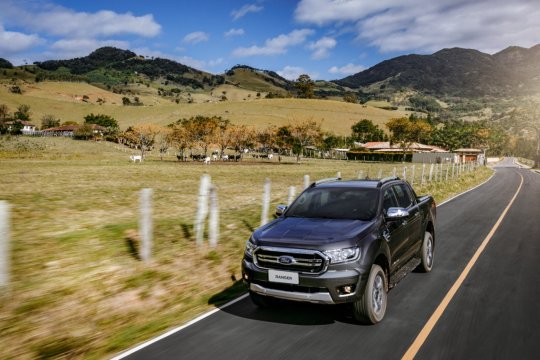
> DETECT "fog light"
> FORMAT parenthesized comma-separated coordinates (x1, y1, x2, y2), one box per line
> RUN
(337, 284, 356, 295)
(242, 272, 249, 281)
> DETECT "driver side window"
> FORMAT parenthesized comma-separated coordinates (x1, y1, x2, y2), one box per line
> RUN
(383, 188, 398, 215)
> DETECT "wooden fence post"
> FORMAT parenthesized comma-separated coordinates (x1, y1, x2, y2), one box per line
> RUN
(411, 165, 416, 185)
(421, 164, 426, 185)
(288, 186, 296, 206)
(140, 188, 153, 262)
(392, 167, 396, 177)
(336, 171, 341, 179)
(358, 170, 364, 179)
(261, 178, 271, 226)
(195, 174, 211, 246)
(0, 201, 10, 290)
(303, 174, 310, 189)
(377, 168, 382, 179)
(402, 166, 407, 181)
(429, 163, 434, 182)
(208, 185, 219, 248)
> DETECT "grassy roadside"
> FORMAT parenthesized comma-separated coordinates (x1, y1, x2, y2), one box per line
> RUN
(0, 137, 493, 359)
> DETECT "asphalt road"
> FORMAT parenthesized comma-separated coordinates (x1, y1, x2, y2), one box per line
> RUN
(121, 159, 539, 360)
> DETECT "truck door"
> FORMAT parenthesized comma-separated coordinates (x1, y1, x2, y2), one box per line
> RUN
(392, 183, 422, 261)
(382, 187, 409, 269)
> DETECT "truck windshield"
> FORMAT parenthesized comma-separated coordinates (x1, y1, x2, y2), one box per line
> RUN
(286, 187, 379, 221)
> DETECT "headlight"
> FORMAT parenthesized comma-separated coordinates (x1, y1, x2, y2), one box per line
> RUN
(324, 247, 360, 264)
(245, 238, 256, 257)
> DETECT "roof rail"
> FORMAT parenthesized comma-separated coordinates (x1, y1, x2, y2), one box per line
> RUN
(377, 176, 399, 187)
(309, 176, 342, 188)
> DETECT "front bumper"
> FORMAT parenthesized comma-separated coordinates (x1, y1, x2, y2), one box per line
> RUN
(242, 258, 369, 304)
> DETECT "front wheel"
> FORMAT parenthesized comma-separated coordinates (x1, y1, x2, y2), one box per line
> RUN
(418, 231, 434, 273)
(353, 264, 387, 324)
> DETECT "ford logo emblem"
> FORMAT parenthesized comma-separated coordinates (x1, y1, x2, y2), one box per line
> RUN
(278, 256, 295, 265)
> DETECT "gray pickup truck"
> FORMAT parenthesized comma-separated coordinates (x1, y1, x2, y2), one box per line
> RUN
(242, 176, 436, 324)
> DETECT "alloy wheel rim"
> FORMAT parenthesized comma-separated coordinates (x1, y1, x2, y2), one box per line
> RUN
(372, 274, 384, 314)
(426, 235, 433, 267)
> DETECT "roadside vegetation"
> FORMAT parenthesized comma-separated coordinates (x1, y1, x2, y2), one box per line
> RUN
(0, 136, 493, 359)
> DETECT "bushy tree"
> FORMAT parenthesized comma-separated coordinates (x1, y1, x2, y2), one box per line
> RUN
(41, 114, 60, 130)
(289, 118, 323, 163)
(351, 119, 386, 143)
(295, 74, 314, 99)
(84, 113, 119, 133)
(14, 104, 31, 121)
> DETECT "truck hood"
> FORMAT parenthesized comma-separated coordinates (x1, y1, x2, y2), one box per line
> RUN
(253, 217, 374, 250)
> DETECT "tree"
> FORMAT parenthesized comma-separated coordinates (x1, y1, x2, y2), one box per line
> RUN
(123, 124, 162, 159)
(257, 126, 277, 153)
(343, 93, 357, 103)
(274, 125, 293, 162)
(41, 114, 60, 130)
(290, 118, 323, 163)
(229, 125, 256, 159)
(14, 104, 31, 121)
(295, 74, 314, 99)
(84, 113, 119, 133)
(215, 118, 233, 157)
(351, 119, 386, 143)
(167, 123, 191, 161)
(0, 104, 9, 122)
(156, 127, 171, 160)
(73, 123, 94, 140)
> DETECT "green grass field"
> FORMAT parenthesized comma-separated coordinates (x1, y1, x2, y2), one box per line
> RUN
(0, 136, 492, 359)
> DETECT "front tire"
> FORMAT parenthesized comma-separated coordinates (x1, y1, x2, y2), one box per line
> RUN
(353, 264, 387, 324)
(418, 231, 434, 273)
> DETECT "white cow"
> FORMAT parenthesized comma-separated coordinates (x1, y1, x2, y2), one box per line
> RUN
(268, 154, 274, 159)
(130, 155, 142, 162)
(212, 154, 218, 161)
(221, 155, 229, 161)
(204, 156, 211, 165)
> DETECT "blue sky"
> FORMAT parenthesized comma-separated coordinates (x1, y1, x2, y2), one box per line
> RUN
(2, 0, 540, 80)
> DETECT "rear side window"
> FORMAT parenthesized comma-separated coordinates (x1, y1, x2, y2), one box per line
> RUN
(393, 184, 414, 208)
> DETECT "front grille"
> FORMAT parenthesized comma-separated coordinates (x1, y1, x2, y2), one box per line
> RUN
(254, 247, 328, 274)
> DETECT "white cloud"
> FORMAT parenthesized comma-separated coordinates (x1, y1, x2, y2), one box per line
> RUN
(231, 4, 263, 21)
(225, 28, 245, 37)
(329, 63, 365, 76)
(47, 39, 130, 59)
(233, 29, 314, 57)
(295, 0, 540, 54)
(0, 25, 43, 54)
(183, 31, 210, 44)
(277, 66, 319, 81)
(308, 36, 336, 59)
(1, 3, 161, 38)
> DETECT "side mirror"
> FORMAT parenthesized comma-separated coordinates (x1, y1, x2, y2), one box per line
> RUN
(386, 207, 410, 220)
(275, 204, 288, 216)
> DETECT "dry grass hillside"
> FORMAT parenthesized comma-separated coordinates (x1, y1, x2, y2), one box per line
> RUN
(0, 81, 412, 134)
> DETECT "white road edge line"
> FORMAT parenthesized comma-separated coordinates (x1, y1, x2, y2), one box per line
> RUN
(438, 172, 495, 207)
(110, 293, 249, 360)
(111, 168, 498, 359)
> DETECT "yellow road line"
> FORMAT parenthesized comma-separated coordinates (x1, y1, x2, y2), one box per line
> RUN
(402, 171, 524, 360)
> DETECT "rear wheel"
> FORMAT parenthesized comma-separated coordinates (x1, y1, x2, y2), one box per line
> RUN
(353, 264, 387, 324)
(249, 290, 278, 308)
(418, 231, 434, 273)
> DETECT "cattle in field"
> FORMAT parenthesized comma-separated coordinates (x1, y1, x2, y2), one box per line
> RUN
(204, 156, 211, 165)
(230, 154, 241, 161)
(221, 155, 229, 161)
(130, 155, 142, 162)
(212, 154, 218, 161)
(190, 154, 205, 161)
